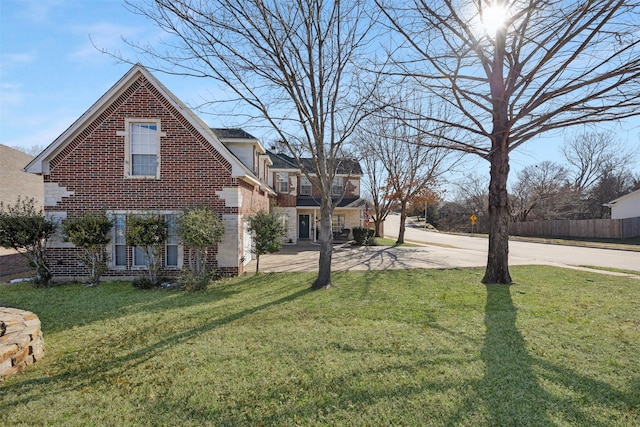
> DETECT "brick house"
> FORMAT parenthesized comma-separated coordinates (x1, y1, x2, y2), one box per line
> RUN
(266, 151, 367, 243)
(24, 64, 273, 279)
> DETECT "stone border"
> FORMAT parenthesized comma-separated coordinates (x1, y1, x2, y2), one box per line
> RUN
(0, 307, 45, 379)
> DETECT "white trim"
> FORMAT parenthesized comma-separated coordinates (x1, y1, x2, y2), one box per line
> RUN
(118, 118, 165, 179)
(24, 64, 264, 191)
(106, 210, 184, 270)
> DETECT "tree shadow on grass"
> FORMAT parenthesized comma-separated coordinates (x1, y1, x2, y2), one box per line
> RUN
(0, 284, 314, 410)
(447, 285, 638, 426)
(476, 284, 553, 425)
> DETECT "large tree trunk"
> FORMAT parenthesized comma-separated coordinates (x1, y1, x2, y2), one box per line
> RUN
(396, 202, 407, 244)
(374, 219, 382, 238)
(482, 26, 512, 285)
(312, 198, 333, 289)
(482, 145, 512, 284)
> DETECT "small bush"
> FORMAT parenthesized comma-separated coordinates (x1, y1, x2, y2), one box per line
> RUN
(178, 270, 220, 291)
(63, 213, 113, 286)
(132, 276, 158, 290)
(0, 197, 56, 287)
(353, 227, 375, 245)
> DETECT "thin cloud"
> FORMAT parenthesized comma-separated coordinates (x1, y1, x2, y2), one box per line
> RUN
(8, 0, 67, 23)
(68, 22, 148, 62)
(0, 82, 28, 109)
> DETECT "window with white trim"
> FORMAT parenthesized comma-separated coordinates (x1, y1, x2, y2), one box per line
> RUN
(332, 177, 344, 196)
(121, 119, 163, 179)
(300, 177, 312, 196)
(276, 172, 289, 193)
(133, 246, 148, 267)
(165, 214, 179, 268)
(110, 211, 182, 269)
(114, 214, 127, 267)
(332, 214, 345, 233)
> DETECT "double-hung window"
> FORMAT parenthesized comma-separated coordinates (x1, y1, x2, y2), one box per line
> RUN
(121, 119, 163, 178)
(300, 177, 312, 196)
(276, 172, 289, 193)
(110, 211, 181, 269)
(332, 214, 345, 233)
(165, 214, 179, 268)
(332, 177, 344, 196)
(114, 214, 127, 267)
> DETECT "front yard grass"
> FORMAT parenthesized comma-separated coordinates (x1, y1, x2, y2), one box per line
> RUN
(1, 267, 639, 426)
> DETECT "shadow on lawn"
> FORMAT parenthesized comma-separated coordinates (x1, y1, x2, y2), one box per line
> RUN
(0, 283, 313, 410)
(448, 285, 637, 426)
(477, 285, 552, 425)
(234, 284, 638, 426)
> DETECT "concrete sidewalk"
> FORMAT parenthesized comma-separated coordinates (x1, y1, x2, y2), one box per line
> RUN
(251, 240, 490, 273)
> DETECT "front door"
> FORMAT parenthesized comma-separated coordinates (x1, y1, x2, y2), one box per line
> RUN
(298, 214, 310, 239)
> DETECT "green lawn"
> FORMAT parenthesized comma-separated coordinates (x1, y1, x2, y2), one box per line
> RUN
(1, 267, 639, 426)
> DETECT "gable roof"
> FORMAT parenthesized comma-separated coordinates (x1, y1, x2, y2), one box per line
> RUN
(266, 150, 363, 175)
(24, 64, 263, 188)
(604, 188, 640, 207)
(211, 128, 257, 140)
(266, 150, 300, 170)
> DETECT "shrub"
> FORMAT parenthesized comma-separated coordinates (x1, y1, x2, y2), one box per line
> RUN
(63, 213, 113, 286)
(178, 207, 224, 284)
(178, 270, 217, 291)
(0, 197, 56, 287)
(247, 210, 286, 273)
(132, 276, 158, 290)
(125, 214, 167, 286)
(353, 227, 375, 246)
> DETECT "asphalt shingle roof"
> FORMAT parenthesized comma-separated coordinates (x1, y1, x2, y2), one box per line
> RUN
(266, 150, 362, 175)
(210, 128, 258, 140)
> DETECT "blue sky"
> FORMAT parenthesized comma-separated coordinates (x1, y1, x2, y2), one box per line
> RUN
(1, 0, 638, 182)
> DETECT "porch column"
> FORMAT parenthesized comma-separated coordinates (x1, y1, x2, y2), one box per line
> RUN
(313, 209, 317, 243)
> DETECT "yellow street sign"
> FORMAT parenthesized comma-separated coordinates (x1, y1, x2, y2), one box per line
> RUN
(470, 214, 477, 225)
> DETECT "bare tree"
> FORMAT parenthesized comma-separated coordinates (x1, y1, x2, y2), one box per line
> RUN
(510, 161, 570, 221)
(120, 0, 381, 288)
(366, 111, 452, 244)
(448, 172, 489, 232)
(562, 131, 639, 192)
(588, 168, 636, 218)
(355, 134, 393, 238)
(10, 145, 46, 157)
(377, 0, 640, 283)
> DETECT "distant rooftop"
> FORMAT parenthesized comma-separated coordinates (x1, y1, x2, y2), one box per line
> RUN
(210, 128, 258, 140)
(266, 150, 362, 175)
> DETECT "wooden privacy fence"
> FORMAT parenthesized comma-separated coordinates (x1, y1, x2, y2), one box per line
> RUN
(509, 217, 640, 239)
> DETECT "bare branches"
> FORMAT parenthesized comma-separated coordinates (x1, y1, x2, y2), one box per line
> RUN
(377, 0, 640, 152)
(113, 0, 383, 287)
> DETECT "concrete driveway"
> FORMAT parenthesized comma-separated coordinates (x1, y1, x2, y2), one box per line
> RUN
(254, 241, 489, 273)
(254, 213, 640, 277)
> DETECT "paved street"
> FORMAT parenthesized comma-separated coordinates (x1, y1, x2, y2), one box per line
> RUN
(256, 213, 640, 276)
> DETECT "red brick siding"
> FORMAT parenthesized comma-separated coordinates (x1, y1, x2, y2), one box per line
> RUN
(44, 74, 268, 278)
(276, 193, 298, 207)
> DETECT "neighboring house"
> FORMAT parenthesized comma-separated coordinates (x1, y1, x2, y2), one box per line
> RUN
(604, 188, 640, 219)
(0, 145, 44, 277)
(266, 151, 367, 243)
(24, 64, 273, 279)
(0, 144, 43, 209)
